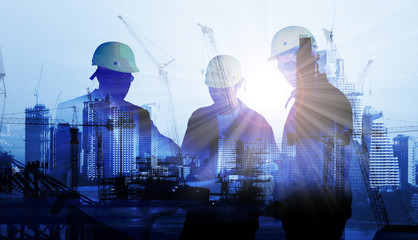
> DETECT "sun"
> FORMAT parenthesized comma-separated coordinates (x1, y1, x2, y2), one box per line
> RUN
(239, 62, 292, 113)
(237, 61, 293, 144)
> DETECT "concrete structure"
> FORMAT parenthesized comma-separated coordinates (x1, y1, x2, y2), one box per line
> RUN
(393, 134, 416, 188)
(217, 137, 237, 175)
(140, 103, 159, 160)
(49, 123, 71, 184)
(25, 104, 50, 171)
(83, 98, 136, 180)
(242, 139, 272, 177)
(363, 106, 399, 189)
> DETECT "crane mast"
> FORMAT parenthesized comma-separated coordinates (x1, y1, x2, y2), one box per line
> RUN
(352, 137, 390, 229)
(198, 23, 219, 59)
(356, 60, 374, 95)
(0, 46, 6, 133)
(197, 23, 237, 114)
(351, 123, 418, 229)
(118, 16, 184, 181)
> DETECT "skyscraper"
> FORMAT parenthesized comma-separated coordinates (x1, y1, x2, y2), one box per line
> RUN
(49, 123, 71, 184)
(140, 103, 159, 160)
(83, 98, 136, 180)
(242, 139, 272, 177)
(217, 137, 237, 175)
(393, 134, 416, 189)
(362, 106, 399, 189)
(25, 104, 50, 171)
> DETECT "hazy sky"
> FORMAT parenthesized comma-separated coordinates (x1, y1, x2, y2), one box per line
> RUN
(1, 0, 418, 160)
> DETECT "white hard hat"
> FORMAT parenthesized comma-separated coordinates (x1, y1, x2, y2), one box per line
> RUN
(268, 26, 317, 61)
(92, 42, 139, 73)
(205, 55, 242, 88)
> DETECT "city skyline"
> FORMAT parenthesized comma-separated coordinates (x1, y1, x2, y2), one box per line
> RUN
(1, 1, 418, 164)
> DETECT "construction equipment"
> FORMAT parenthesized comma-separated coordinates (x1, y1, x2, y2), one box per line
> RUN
(323, 7, 339, 67)
(0, 146, 95, 205)
(198, 24, 239, 89)
(352, 137, 390, 229)
(0, 46, 6, 133)
(118, 15, 184, 181)
(352, 122, 418, 230)
(205, 55, 243, 89)
(197, 24, 242, 114)
(0, 115, 112, 129)
(198, 23, 217, 57)
(50, 91, 62, 119)
(356, 59, 374, 95)
(85, 89, 107, 201)
(0, 105, 113, 190)
(34, 64, 44, 106)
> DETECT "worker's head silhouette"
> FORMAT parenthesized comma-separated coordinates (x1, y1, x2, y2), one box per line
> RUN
(89, 42, 139, 101)
(205, 55, 243, 110)
(269, 26, 317, 87)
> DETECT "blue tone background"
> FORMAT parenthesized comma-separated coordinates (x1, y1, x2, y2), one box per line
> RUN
(0, 0, 417, 184)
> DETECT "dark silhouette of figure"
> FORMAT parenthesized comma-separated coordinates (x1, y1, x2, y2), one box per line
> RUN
(56, 42, 178, 165)
(181, 55, 278, 182)
(179, 55, 278, 240)
(269, 26, 353, 240)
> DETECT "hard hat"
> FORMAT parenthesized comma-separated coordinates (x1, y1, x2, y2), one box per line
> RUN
(92, 42, 139, 73)
(205, 55, 242, 88)
(268, 26, 317, 61)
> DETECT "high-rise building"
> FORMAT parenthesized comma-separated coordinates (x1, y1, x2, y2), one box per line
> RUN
(328, 58, 362, 141)
(280, 142, 295, 185)
(49, 123, 82, 185)
(216, 137, 273, 178)
(393, 134, 416, 188)
(217, 137, 237, 175)
(324, 51, 366, 194)
(362, 106, 399, 189)
(140, 103, 159, 160)
(242, 139, 272, 177)
(83, 98, 136, 180)
(25, 104, 50, 170)
(49, 123, 71, 184)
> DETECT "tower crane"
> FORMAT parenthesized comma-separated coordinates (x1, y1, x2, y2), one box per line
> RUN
(352, 123, 418, 230)
(34, 63, 44, 106)
(50, 91, 62, 119)
(322, 7, 341, 85)
(356, 59, 374, 95)
(197, 23, 236, 110)
(118, 16, 184, 181)
(197, 23, 270, 197)
(0, 46, 7, 133)
(323, 27, 339, 65)
(198, 23, 219, 60)
(352, 136, 390, 229)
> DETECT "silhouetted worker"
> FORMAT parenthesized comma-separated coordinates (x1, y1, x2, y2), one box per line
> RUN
(179, 55, 278, 240)
(56, 42, 178, 180)
(269, 26, 353, 240)
(181, 55, 278, 184)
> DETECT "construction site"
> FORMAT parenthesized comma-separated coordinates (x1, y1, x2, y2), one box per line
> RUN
(1, 1, 418, 239)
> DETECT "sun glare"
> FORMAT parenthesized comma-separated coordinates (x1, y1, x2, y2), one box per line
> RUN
(240, 64, 292, 114)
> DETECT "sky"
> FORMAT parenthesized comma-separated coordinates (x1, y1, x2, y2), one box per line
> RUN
(1, 0, 418, 161)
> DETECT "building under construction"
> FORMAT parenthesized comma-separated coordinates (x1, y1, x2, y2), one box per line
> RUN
(362, 106, 400, 189)
(25, 104, 50, 170)
(83, 97, 136, 180)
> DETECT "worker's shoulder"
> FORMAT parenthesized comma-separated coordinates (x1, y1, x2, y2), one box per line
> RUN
(136, 105, 151, 116)
(57, 94, 89, 108)
(239, 102, 269, 122)
(189, 104, 218, 119)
